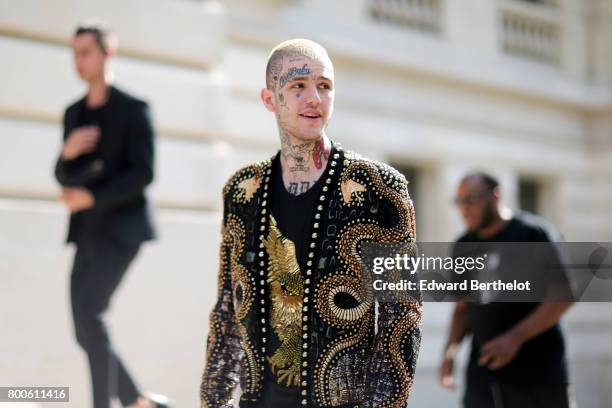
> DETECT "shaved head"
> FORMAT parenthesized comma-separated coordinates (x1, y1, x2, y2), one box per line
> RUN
(460, 172, 500, 193)
(265, 38, 333, 90)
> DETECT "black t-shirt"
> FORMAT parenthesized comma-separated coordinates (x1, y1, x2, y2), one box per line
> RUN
(79, 102, 107, 128)
(250, 155, 329, 408)
(73, 102, 108, 179)
(77, 102, 107, 157)
(71, 102, 109, 241)
(271, 160, 325, 270)
(457, 213, 569, 385)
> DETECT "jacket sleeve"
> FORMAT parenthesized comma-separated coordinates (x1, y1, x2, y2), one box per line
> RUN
(90, 100, 155, 210)
(362, 176, 422, 408)
(200, 190, 244, 408)
(54, 108, 76, 186)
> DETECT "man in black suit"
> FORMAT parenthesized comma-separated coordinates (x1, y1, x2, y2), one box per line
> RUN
(54, 23, 167, 408)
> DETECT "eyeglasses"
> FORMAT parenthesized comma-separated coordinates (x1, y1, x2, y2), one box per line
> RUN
(453, 191, 491, 206)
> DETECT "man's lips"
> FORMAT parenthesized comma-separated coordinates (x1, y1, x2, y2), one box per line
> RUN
(299, 112, 322, 119)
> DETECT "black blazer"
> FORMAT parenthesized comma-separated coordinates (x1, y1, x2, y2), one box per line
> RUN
(55, 86, 157, 247)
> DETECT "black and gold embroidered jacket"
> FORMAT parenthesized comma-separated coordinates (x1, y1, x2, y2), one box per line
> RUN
(200, 142, 422, 408)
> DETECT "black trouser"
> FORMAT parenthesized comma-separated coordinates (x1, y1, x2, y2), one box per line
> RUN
(464, 372, 575, 408)
(70, 235, 142, 408)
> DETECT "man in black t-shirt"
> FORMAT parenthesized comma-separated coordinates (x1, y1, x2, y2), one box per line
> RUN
(438, 172, 575, 408)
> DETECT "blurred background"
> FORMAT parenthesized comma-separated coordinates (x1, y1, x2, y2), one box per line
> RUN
(0, 0, 611, 407)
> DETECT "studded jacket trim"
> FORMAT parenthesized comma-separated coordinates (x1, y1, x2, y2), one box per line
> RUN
(200, 142, 422, 408)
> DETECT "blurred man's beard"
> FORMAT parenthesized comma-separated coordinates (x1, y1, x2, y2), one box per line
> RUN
(477, 202, 496, 231)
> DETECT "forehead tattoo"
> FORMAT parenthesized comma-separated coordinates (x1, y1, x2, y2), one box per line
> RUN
(268, 58, 283, 90)
(266, 41, 333, 89)
(279, 64, 312, 88)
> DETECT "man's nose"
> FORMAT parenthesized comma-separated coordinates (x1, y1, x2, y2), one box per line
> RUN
(304, 86, 322, 106)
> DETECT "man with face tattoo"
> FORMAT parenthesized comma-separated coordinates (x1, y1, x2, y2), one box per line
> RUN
(438, 172, 575, 408)
(199, 39, 422, 408)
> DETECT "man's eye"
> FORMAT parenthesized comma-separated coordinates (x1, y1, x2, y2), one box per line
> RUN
(319, 83, 331, 90)
(291, 83, 305, 89)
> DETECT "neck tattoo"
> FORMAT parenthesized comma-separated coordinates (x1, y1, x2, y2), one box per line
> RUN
(279, 135, 330, 196)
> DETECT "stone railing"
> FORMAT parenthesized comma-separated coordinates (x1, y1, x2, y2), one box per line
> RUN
(369, 0, 441, 32)
(500, 0, 561, 63)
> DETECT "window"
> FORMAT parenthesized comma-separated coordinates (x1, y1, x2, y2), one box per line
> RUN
(500, 0, 561, 63)
(518, 178, 541, 214)
(369, 0, 441, 33)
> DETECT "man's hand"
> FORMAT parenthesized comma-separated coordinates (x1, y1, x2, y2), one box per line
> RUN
(61, 187, 95, 212)
(61, 126, 100, 160)
(439, 358, 456, 390)
(478, 331, 522, 370)
(438, 300, 471, 390)
(438, 342, 459, 390)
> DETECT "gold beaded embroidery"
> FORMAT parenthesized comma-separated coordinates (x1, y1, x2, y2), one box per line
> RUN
(224, 160, 267, 204)
(227, 214, 261, 395)
(227, 215, 253, 320)
(203, 148, 421, 408)
(236, 176, 262, 203)
(340, 179, 366, 205)
(263, 216, 304, 387)
(314, 160, 420, 407)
